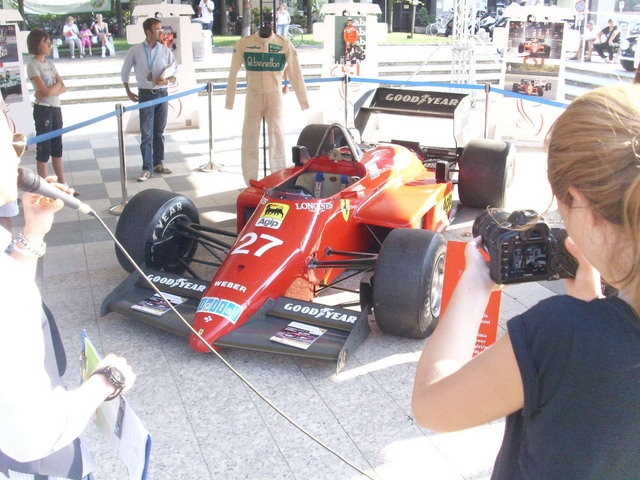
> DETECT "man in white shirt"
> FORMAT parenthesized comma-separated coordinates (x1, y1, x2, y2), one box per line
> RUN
(573, 20, 598, 61)
(121, 18, 178, 182)
(199, 0, 215, 45)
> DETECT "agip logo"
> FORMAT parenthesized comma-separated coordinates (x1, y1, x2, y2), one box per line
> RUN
(256, 202, 289, 229)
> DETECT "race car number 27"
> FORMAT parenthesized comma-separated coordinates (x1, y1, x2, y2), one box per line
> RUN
(230, 233, 284, 257)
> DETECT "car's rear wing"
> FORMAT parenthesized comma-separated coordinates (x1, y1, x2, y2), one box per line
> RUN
(353, 87, 471, 148)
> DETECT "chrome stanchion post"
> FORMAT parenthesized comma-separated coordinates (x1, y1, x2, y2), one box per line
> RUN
(109, 103, 128, 216)
(484, 83, 490, 139)
(344, 71, 349, 127)
(199, 82, 219, 172)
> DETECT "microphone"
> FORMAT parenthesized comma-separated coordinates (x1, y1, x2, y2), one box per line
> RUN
(17, 167, 93, 215)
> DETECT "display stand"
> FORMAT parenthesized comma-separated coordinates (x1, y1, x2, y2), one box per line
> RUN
(493, 6, 571, 147)
(313, 2, 387, 126)
(0, 9, 35, 138)
(124, 4, 201, 134)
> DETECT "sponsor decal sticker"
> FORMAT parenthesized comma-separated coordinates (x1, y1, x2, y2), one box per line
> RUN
(440, 191, 453, 214)
(367, 162, 380, 179)
(243, 52, 285, 71)
(197, 297, 244, 324)
(213, 280, 247, 293)
(146, 274, 207, 292)
(256, 202, 289, 229)
(283, 302, 358, 324)
(340, 199, 350, 222)
(383, 92, 460, 107)
(269, 43, 283, 52)
(294, 201, 333, 212)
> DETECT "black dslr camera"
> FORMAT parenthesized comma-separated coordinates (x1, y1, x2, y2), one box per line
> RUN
(472, 209, 577, 285)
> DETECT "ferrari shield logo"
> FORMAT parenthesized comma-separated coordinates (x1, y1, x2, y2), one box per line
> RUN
(340, 199, 350, 222)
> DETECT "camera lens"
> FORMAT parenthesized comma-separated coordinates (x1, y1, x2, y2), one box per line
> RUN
(472, 208, 511, 240)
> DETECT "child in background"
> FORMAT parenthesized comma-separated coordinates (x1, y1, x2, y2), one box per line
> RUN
(80, 23, 93, 56)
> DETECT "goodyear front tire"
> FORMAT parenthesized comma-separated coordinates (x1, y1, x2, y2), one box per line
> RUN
(458, 138, 516, 209)
(115, 189, 199, 274)
(373, 229, 446, 339)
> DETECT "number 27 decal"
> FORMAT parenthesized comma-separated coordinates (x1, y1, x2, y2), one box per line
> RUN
(230, 233, 284, 257)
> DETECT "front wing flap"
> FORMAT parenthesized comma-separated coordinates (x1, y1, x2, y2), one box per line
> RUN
(101, 273, 370, 372)
(100, 269, 209, 337)
(217, 297, 370, 373)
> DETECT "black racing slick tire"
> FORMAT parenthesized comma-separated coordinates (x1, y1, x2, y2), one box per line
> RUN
(296, 124, 330, 158)
(115, 189, 199, 274)
(373, 229, 446, 339)
(458, 138, 516, 209)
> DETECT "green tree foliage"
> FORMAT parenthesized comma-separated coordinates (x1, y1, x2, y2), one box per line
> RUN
(415, 6, 434, 27)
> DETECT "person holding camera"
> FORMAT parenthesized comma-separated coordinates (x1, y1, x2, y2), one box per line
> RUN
(412, 84, 640, 478)
(0, 111, 136, 479)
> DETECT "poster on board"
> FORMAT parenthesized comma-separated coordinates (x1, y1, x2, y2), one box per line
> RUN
(496, 20, 566, 147)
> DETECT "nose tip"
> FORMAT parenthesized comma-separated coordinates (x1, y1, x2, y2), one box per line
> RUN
(190, 334, 217, 353)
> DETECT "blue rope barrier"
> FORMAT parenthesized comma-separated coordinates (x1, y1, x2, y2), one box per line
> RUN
(28, 85, 207, 146)
(27, 109, 121, 146)
(27, 75, 567, 147)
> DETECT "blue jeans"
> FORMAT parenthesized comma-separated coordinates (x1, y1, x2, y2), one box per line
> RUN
(138, 89, 168, 173)
(277, 24, 289, 37)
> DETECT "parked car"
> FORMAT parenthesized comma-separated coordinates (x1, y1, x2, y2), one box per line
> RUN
(620, 34, 638, 72)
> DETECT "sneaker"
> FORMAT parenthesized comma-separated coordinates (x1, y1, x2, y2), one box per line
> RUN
(71, 56, 75, 59)
(101, 54, 105, 58)
(153, 164, 173, 174)
(137, 170, 152, 182)
(80, 54, 84, 58)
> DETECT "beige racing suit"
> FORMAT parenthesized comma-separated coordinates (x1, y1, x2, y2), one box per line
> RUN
(226, 32, 309, 185)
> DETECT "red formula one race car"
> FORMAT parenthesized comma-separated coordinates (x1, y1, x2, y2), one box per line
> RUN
(102, 88, 516, 370)
(518, 38, 551, 58)
(512, 78, 552, 96)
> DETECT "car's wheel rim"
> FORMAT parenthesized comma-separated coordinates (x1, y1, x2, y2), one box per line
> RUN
(430, 253, 446, 318)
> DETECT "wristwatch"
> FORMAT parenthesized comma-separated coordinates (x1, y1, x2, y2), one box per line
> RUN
(91, 365, 126, 401)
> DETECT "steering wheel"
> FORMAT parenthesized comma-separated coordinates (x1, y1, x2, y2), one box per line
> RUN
(275, 185, 315, 198)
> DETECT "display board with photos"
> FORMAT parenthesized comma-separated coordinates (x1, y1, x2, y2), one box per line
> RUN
(496, 20, 567, 147)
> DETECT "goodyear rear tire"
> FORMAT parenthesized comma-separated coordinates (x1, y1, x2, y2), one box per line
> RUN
(373, 229, 446, 339)
(297, 124, 330, 158)
(518, 43, 524, 53)
(458, 138, 516, 209)
(512, 83, 519, 92)
(115, 189, 199, 274)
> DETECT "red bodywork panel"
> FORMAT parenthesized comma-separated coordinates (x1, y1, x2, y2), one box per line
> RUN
(190, 144, 453, 352)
